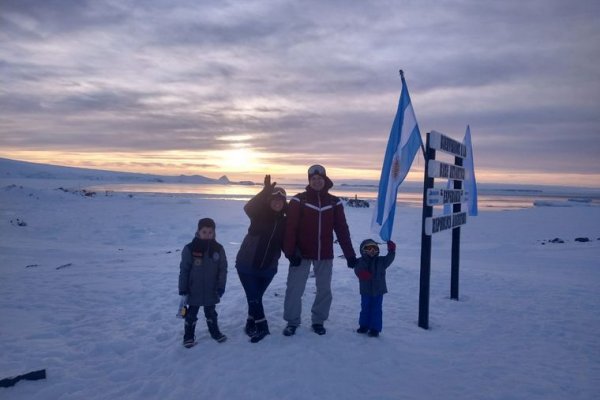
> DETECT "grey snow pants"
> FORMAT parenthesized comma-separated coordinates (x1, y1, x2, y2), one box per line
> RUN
(283, 258, 333, 326)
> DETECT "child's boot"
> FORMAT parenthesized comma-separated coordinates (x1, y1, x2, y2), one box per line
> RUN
(207, 318, 227, 343)
(250, 319, 270, 343)
(183, 321, 196, 348)
(356, 326, 369, 334)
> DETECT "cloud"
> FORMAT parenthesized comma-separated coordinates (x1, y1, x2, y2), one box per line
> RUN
(0, 0, 599, 184)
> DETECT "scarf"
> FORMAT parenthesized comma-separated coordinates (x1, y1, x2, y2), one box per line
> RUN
(191, 237, 218, 258)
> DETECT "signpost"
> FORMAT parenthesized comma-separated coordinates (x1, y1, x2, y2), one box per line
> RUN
(419, 130, 470, 329)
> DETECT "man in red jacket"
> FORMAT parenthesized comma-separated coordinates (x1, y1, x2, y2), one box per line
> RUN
(282, 164, 357, 336)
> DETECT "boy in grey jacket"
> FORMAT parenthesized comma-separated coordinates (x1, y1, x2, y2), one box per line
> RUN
(179, 218, 228, 347)
(353, 239, 395, 337)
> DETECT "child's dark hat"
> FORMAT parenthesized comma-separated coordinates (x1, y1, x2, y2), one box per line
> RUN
(197, 218, 216, 230)
(361, 239, 379, 250)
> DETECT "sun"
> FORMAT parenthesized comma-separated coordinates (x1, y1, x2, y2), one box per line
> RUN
(218, 148, 259, 171)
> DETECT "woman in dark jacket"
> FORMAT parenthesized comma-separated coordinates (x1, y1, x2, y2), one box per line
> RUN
(235, 175, 287, 343)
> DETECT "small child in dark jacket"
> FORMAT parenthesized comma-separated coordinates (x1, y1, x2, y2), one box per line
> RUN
(178, 218, 228, 347)
(353, 238, 395, 337)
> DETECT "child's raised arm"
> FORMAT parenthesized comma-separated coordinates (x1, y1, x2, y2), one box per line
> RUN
(383, 241, 396, 268)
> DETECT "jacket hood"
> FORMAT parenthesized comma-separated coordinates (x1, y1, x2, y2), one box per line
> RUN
(359, 238, 379, 257)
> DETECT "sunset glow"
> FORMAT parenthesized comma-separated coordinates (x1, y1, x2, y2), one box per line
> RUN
(1, 1, 599, 189)
(1, 147, 599, 188)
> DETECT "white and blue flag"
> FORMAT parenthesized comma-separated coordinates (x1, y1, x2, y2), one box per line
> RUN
(444, 125, 478, 216)
(463, 125, 478, 216)
(371, 73, 423, 241)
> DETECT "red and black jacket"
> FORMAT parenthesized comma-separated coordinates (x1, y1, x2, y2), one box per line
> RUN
(283, 178, 355, 261)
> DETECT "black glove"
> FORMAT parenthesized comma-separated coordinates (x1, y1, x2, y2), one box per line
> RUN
(346, 256, 358, 269)
(263, 174, 276, 192)
(217, 288, 225, 298)
(179, 291, 188, 296)
(287, 255, 302, 267)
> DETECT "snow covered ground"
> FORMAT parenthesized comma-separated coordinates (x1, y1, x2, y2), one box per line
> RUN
(1, 177, 599, 400)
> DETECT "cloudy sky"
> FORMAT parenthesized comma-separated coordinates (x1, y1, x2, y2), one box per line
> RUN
(1, 0, 599, 186)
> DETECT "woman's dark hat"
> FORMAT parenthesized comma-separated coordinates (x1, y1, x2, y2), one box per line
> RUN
(271, 186, 287, 199)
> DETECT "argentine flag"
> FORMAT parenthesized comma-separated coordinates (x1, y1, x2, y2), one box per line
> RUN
(371, 73, 423, 241)
(443, 125, 478, 216)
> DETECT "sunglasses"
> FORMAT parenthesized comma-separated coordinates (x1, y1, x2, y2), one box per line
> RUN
(308, 164, 326, 176)
(272, 187, 287, 197)
(362, 245, 379, 253)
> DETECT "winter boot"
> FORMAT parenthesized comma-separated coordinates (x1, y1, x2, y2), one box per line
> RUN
(182, 321, 196, 348)
(282, 325, 297, 336)
(367, 329, 380, 337)
(356, 326, 369, 334)
(312, 323, 326, 335)
(244, 317, 256, 337)
(250, 319, 270, 343)
(206, 318, 227, 343)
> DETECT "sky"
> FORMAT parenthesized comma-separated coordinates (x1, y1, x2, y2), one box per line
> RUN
(1, 0, 599, 187)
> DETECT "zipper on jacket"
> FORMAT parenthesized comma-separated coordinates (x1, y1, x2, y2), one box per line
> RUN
(259, 219, 279, 269)
(317, 192, 322, 261)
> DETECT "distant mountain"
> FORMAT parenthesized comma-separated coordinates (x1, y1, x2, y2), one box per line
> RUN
(217, 175, 230, 184)
(0, 157, 226, 184)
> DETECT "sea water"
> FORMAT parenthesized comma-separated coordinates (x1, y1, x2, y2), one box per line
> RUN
(85, 182, 600, 211)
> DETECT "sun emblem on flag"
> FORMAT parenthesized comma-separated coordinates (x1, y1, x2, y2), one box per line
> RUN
(392, 155, 401, 180)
